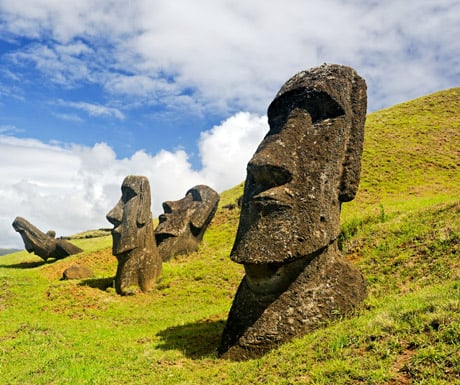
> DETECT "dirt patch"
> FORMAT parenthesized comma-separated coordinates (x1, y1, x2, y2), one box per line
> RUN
(386, 346, 417, 385)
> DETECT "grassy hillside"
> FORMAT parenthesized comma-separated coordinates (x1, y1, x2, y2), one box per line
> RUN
(0, 88, 459, 384)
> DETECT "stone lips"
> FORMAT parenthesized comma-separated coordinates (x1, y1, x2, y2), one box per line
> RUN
(219, 243, 367, 360)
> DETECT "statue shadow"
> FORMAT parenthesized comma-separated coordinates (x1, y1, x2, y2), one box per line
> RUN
(156, 318, 226, 359)
(79, 277, 115, 291)
(0, 260, 45, 269)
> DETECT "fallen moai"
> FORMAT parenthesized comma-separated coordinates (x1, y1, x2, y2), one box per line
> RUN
(12, 216, 83, 261)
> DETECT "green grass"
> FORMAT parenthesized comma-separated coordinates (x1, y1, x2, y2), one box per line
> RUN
(0, 88, 459, 384)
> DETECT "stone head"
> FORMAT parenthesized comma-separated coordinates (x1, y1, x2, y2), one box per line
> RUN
(12, 216, 82, 261)
(231, 64, 367, 265)
(12, 216, 55, 259)
(106, 175, 152, 256)
(155, 184, 220, 260)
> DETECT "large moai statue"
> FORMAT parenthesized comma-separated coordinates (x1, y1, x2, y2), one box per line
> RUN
(218, 64, 368, 360)
(155, 185, 220, 261)
(106, 175, 162, 295)
(12, 216, 83, 261)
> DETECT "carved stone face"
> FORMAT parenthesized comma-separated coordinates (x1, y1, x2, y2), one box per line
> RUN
(218, 64, 368, 360)
(106, 175, 152, 256)
(155, 185, 219, 260)
(231, 64, 367, 266)
(12, 216, 55, 259)
(12, 216, 83, 261)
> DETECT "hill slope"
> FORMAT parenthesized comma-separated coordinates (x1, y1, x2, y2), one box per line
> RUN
(358, 87, 459, 201)
(0, 88, 459, 384)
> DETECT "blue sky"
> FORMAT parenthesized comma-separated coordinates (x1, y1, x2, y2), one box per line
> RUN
(0, 0, 459, 248)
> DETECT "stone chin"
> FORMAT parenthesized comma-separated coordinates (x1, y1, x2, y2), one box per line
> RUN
(111, 227, 142, 256)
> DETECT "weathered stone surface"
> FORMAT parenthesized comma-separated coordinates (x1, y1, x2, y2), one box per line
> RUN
(12, 217, 83, 261)
(218, 64, 368, 360)
(155, 185, 220, 261)
(62, 264, 94, 280)
(106, 175, 162, 295)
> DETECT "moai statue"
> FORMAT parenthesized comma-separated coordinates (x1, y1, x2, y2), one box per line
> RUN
(106, 175, 162, 295)
(218, 64, 368, 360)
(12, 216, 83, 261)
(155, 185, 220, 261)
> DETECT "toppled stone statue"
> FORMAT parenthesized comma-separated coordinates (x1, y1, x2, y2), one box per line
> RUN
(106, 175, 162, 295)
(12, 217, 83, 261)
(218, 64, 368, 360)
(155, 185, 220, 261)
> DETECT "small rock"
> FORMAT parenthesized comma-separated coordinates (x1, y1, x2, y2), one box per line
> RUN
(62, 264, 94, 280)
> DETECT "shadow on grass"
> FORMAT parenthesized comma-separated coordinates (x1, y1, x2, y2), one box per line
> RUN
(156, 318, 226, 359)
(0, 260, 46, 269)
(79, 277, 115, 291)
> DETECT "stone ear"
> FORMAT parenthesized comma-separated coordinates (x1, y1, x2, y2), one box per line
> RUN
(339, 74, 367, 202)
(137, 178, 152, 226)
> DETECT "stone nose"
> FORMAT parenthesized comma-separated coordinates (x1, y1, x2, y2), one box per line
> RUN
(106, 200, 123, 227)
(247, 161, 292, 193)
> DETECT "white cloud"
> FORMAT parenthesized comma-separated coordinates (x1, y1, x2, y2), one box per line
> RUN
(52, 112, 84, 123)
(56, 100, 124, 120)
(7, 41, 95, 86)
(0, 112, 267, 248)
(0, 124, 23, 134)
(199, 112, 268, 190)
(1, 0, 458, 113)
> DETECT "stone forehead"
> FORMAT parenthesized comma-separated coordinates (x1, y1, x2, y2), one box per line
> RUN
(270, 64, 363, 117)
(122, 175, 150, 193)
(186, 185, 220, 202)
(12, 216, 41, 234)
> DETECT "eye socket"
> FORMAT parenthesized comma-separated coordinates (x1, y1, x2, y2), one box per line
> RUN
(267, 89, 345, 133)
(246, 162, 292, 196)
(121, 186, 137, 203)
(186, 188, 202, 202)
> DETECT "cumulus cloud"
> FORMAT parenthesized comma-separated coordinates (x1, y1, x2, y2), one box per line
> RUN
(199, 112, 268, 189)
(0, 111, 267, 248)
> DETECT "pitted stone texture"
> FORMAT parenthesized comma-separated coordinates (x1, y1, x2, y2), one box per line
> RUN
(219, 64, 367, 360)
(106, 175, 162, 295)
(155, 185, 219, 261)
(12, 217, 83, 261)
(219, 244, 367, 360)
(62, 264, 94, 280)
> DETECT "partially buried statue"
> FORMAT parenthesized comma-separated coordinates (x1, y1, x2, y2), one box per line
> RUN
(218, 64, 368, 360)
(106, 175, 162, 295)
(12, 216, 83, 261)
(155, 185, 220, 261)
